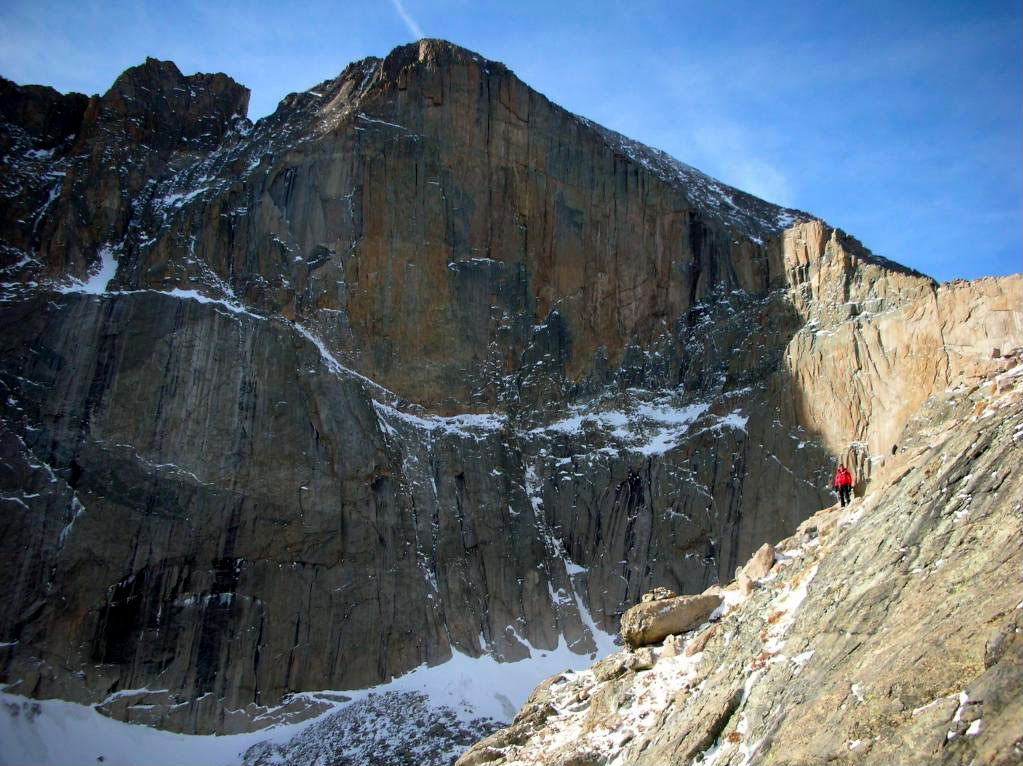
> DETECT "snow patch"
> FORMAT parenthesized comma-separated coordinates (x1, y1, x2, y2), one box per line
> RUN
(1, 594, 617, 766)
(163, 289, 262, 318)
(0, 691, 273, 766)
(372, 400, 506, 439)
(790, 649, 815, 668)
(160, 186, 208, 208)
(531, 398, 715, 457)
(58, 246, 118, 294)
(715, 410, 749, 432)
(356, 112, 408, 130)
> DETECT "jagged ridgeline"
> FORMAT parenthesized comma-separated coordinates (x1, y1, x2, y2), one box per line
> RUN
(1, 36, 1020, 753)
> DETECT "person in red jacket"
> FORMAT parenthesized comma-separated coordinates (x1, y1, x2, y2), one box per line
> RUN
(833, 464, 853, 507)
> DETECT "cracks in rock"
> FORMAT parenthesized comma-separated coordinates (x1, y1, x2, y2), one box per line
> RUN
(932, 284, 953, 389)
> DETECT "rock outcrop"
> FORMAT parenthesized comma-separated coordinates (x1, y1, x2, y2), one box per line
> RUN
(778, 222, 1023, 472)
(457, 365, 1023, 765)
(1, 39, 1021, 745)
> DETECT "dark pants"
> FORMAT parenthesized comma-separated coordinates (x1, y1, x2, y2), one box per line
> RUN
(837, 486, 851, 507)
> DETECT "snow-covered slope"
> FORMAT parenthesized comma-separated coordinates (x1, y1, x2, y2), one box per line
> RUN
(1, 615, 619, 766)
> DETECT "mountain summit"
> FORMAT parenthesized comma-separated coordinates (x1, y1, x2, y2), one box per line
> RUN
(0, 40, 1020, 762)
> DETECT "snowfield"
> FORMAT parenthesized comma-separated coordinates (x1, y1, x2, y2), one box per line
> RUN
(1, 604, 618, 766)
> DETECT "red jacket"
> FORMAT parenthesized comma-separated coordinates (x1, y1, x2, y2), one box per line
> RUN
(833, 467, 852, 489)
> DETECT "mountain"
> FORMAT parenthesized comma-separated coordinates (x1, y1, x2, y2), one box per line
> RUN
(0, 38, 1020, 762)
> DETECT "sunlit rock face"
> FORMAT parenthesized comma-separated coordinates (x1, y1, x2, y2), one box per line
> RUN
(1, 39, 1020, 739)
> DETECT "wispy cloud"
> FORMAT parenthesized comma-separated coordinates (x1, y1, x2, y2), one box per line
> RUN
(687, 122, 793, 206)
(389, 0, 423, 40)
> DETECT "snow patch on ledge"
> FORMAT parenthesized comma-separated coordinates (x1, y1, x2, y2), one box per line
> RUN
(530, 396, 749, 456)
(292, 323, 398, 401)
(373, 400, 507, 439)
(56, 245, 118, 294)
(52, 273, 265, 322)
(162, 289, 262, 318)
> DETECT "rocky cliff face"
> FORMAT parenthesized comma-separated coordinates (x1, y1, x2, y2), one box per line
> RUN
(457, 358, 1023, 766)
(1, 39, 1020, 745)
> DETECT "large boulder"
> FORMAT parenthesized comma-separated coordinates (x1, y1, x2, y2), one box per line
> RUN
(736, 541, 776, 594)
(620, 593, 722, 648)
(743, 542, 776, 580)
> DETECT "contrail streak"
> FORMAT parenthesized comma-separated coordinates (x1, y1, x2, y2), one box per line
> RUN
(390, 0, 424, 40)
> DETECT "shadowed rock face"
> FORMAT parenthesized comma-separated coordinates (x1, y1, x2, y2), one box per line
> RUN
(0, 292, 415, 723)
(1, 39, 1021, 737)
(1, 59, 249, 283)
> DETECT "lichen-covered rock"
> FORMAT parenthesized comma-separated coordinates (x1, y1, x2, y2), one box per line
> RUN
(684, 623, 718, 657)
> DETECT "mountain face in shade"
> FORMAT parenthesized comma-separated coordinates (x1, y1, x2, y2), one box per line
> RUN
(0, 38, 1020, 752)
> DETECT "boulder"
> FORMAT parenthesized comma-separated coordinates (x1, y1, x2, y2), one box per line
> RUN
(592, 647, 658, 682)
(620, 594, 723, 648)
(744, 542, 776, 580)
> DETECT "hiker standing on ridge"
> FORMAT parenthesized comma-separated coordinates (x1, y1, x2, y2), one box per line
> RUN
(833, 464, 853, 507)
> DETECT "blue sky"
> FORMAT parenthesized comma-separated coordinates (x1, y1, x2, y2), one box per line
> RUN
(1, 0, 1019, 282)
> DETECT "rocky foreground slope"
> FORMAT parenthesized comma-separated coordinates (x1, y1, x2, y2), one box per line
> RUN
(1, 39, 1021, 747)
(457, 362, 1023, 765)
